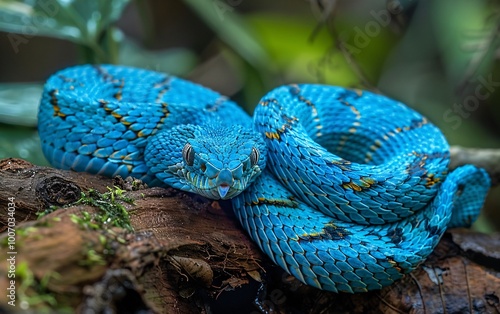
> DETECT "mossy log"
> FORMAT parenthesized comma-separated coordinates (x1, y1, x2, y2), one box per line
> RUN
(0, 155, 499, 314)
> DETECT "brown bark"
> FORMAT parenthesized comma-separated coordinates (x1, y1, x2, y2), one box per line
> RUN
(0, 156, 499, 314)
(449, 146, 500, 185)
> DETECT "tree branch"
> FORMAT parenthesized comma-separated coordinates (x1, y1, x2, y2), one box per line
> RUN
(0, 155, 499, 313)
(450, 145, 500, 185)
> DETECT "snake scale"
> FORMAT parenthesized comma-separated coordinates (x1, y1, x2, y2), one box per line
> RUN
(38, 65, 491, 293)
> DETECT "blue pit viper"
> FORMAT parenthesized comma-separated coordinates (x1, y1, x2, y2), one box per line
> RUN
(38, 65, 491, 293)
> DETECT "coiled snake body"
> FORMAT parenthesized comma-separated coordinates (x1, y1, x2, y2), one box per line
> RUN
(39, 65, 491, 293)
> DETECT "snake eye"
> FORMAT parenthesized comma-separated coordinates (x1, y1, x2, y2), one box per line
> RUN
(250, 147, 259, 166)
(182, 143, 195, 166)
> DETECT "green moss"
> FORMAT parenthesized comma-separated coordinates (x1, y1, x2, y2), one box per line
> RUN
(1, 226, 38, 250)
(55, 186, 134, 232)
(36, 205, 60, 218)
(70, 213, 100, 230)
(79, 248, 106, 267)
(16, 261, 59, 311)
(65, 187, 135, 267)
(17, 226, 42, 243)
(37, 186, 134, 232)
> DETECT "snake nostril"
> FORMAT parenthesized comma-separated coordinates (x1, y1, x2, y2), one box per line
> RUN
(200, 163, 206, 172)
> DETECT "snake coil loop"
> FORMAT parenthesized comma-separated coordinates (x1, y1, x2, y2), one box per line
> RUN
(38, 65, 491, 293)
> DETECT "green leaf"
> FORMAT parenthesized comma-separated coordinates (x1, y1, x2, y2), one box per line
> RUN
(0, 82, 41, 126)
(0, 83, 49, 165)
(0, 0, 131, 56)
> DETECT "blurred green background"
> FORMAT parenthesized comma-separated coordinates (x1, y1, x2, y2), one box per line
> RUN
(0, 0, 499, 230)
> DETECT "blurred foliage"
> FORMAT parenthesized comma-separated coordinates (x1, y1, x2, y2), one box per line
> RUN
(432, 1, 497, 87)
(246, 14, 358, 85)
(0, 0, 499, 231)
(184, 0, 273, 77)
(0, 0, 130, 63)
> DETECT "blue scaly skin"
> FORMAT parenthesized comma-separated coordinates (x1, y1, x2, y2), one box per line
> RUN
(38, 64, 491, 293)
(38, 65, 266, 200)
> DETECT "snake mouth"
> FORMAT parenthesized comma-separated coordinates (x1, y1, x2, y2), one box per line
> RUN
(213, 180, 247, 200)
(179, 161, 264, 200)
(218, 183, 230, 199)
(184, 171, 246, 200)
(200, 182, 243, 200)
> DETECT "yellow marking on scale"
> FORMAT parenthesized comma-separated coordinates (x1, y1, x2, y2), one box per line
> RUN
(54, 106, 66, 117)
(370, 139, 383, 152)
(265, 132, 281, 140)
(350, 106, 361, 118)
(161, 103, 170, 116)
(425, 174, 440, 187)
(111, 112, 122, 119)
(309, 106, 318, 117)
(342, 182, 362, 191)
(315, 125, 323, 137)
(364, 152, 373, 163)
(156, 88, 168, 102)
(50, 89, 66, 118)
(114, 79, 124, 101)
(353, 89, 363, 97)
(360, 177, 376, 188)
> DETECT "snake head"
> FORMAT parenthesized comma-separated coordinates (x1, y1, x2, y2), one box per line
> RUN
(145, 123, 266, 200)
